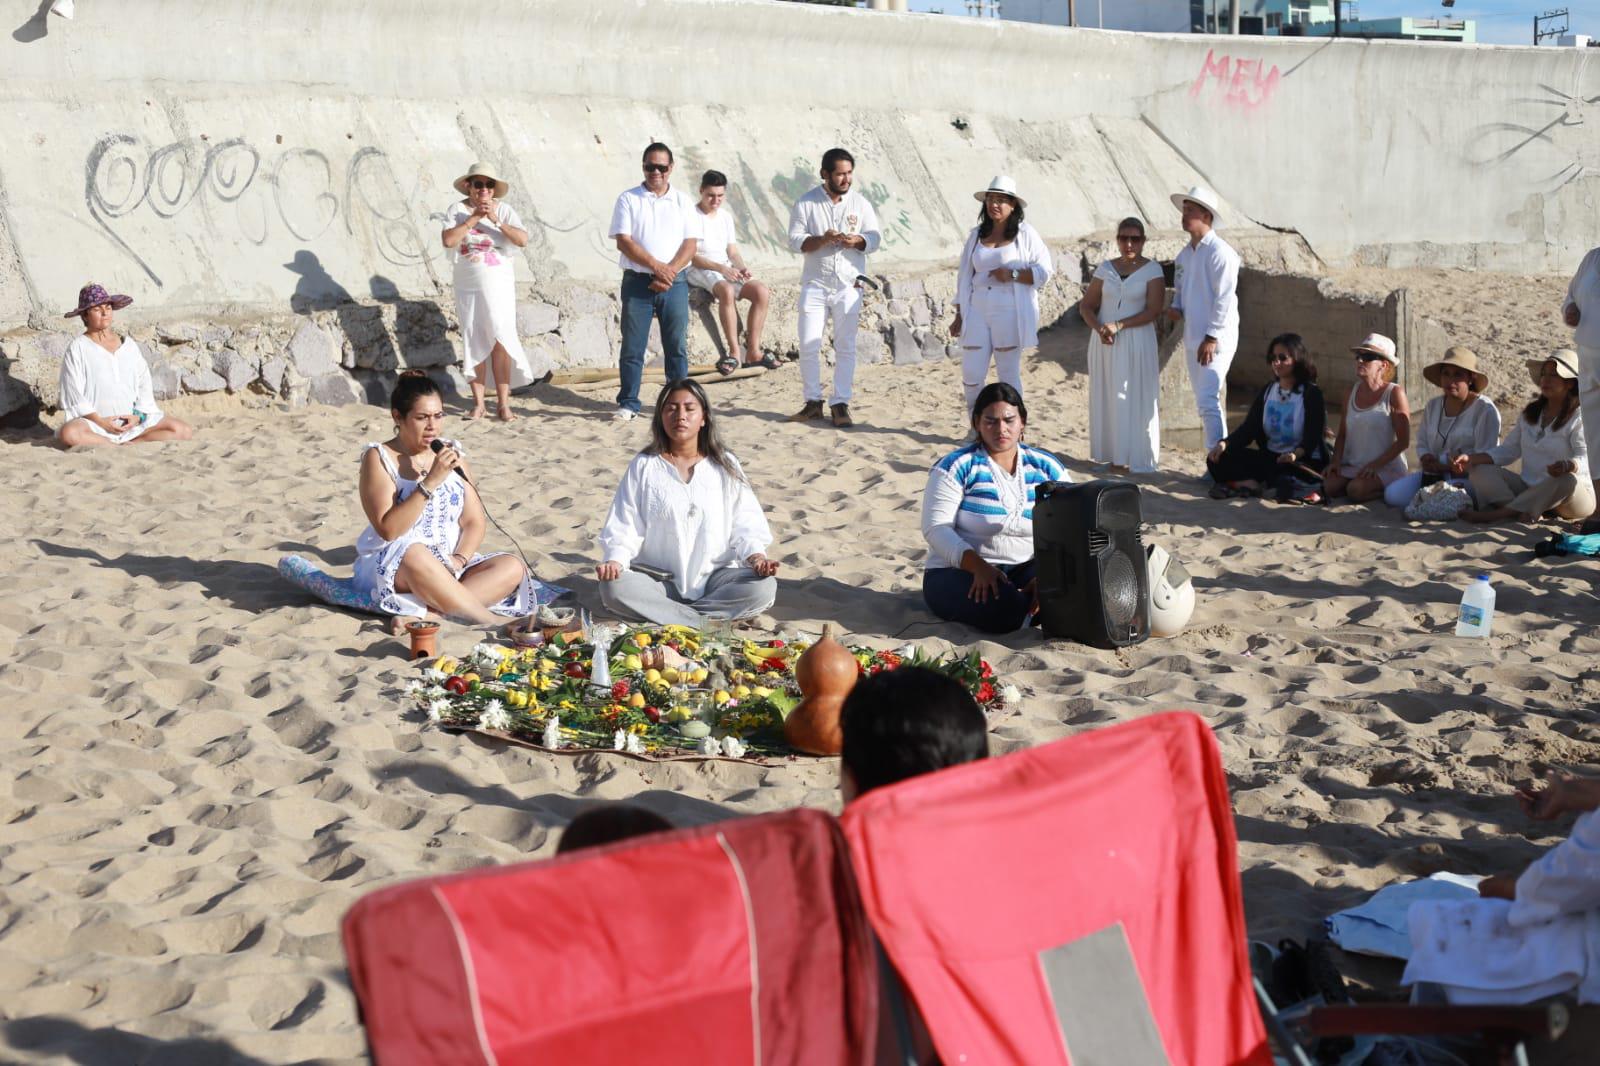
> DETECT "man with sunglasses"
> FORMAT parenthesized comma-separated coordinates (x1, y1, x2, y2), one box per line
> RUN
(1166, 185, 1240, 454)
(608, 143, 701, 422)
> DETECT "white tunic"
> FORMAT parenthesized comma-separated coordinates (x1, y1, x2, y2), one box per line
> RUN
(1486, 407, 1590, 485)
(1563, 247, 1600, 350)
(598, 453, 773, 601)
(1418, 394, 1502, 464)
(1404, 809, 1600, 1005)
(787, 185, 882, 290)
(442, 201, 539, 388)
(1171, 231, 1240, 352)
(57, 334, 165, 442)
(1087, 258, 1164, 472)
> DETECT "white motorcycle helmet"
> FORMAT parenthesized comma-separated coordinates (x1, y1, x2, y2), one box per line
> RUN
(1146, 543, 1195, 638)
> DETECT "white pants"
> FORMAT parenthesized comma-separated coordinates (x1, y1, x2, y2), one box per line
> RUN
(798, 280, 862, 405)
(1185, 335, 1237, 450)
(1579, 343, 1600, 481)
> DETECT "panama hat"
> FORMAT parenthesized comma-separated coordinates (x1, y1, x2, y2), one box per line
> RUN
(1423, 346, 1488, 392)
(453, 162, 508, 198)
(63, 282, 132, 318)
(974, 175, 1027, 210)
(1170, 184, 1223, 227)
(1527, 348, 1580, 386)
(1350, 333, 1399, 365)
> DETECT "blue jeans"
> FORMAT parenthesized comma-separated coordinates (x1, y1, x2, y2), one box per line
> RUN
(617, 271, 690, 412)
(922, 560, 1038, 633)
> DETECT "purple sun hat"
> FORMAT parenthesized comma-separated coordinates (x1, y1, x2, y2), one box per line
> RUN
(63, 283, 133, 319)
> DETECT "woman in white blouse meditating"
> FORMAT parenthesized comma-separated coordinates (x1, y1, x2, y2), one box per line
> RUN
(596, 379, 779, 627)
(1383, 347, 1502, 510)
(1462, 350, 1594, 524)
(56, 283, 193, 447)
(921, 382, 1068, 633)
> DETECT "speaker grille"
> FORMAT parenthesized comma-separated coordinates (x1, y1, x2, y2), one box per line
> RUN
(1102, 553, 1141, 625)
(1088, 530, 1109, 553)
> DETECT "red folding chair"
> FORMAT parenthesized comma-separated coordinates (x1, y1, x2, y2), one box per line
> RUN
(342, 807, 877, 1065)
(841, 711, 1270, 1065)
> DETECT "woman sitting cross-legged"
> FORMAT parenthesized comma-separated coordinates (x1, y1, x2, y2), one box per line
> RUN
(1325, 332, 1411, 503)
(922, 382, 1069, 633)
(1205, 332, 1328, 501)
(597, 379, 779, 627)
(353, 371, 545, 632)
(1462, 349, 1594, 524)
(1383, 346, 1502, 511)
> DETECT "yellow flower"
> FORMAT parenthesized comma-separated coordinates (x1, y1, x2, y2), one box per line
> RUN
(558, 699, 575, 710)
(635, 633, 653, 647)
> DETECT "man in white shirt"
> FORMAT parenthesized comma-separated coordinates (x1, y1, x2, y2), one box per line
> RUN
(1562, 245, 1600, 531)
(607, 143, 700, 422)
(786, 148, 881, 428)
(685, 170, 776, 374)
(1166, 185, 1240, 452)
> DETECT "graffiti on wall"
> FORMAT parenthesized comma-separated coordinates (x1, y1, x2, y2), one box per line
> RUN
(1189, 49, 1282, 111)
(1466, 83, 1600, 190)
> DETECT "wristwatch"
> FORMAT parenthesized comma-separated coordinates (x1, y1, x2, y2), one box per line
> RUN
(1009, 268, 1020, 282)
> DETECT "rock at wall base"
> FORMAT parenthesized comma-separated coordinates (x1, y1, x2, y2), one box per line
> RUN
(307, 372, 362, 407)
(517, 301, 560, 336)
(287, 321, 340, 379)
(181, 368, 228, 394)
(212, 348, 257, 393)
(856, 331, 887, 366)
(891, 322, 921, 365)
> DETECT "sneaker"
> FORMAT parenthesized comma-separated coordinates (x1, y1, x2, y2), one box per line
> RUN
(787, 400, 825, 422)
(830, 403, 854, 428)
(612, 407, 638, 422)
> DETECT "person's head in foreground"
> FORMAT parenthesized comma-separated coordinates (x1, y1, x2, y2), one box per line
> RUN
(389, 369, 444, 448)
(556, 803, 673, 855)
(840, 666, 989, 804)
(970, 381, 1027, 458)
(1523, 349, 1579, 428)
(646, 378, 742, 477)
(1267, 332, 1317, 389)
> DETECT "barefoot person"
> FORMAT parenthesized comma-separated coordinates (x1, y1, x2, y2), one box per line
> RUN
(1079, 215, 1164, 472)
(57, 283, 194, 448)
(597, 379, 779, 626)
(1462, 350, 1593, 524)
(1325, 333, 1411, 503)
(684, 170, 777, 375)
(353, 371, 545, 631)
(1166, 185, 1239, 452)
(440, 163, 539, 422)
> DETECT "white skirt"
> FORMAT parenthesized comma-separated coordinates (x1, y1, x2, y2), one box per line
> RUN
(1088, 323, 1160, 472)
(453, 262, 542, 388)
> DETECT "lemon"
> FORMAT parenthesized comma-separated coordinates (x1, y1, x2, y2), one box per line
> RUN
(691, 668, 708, 684)
(623, 654, 642, 672)
(661, 667, 681, 685)
(643, 668, 662, 685)
(752, 686, 772, 699)
(636, 633, 653, 647)
(714, 689, 731, 704)
(733, 685, 751, 699)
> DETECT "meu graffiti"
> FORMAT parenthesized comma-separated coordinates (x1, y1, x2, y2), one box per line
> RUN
(1189, 49, 1282, 111)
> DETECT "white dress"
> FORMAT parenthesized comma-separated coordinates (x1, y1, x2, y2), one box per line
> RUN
(352, 442, 540, 618)
(57, 334, 165, 443)
(1088, 259, 1163, 472)
(443, 201, 542, 388)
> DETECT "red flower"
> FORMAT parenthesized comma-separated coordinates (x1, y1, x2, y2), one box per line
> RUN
(976, 681, 996, 703)
(443, 676, 469, 695)
(564, 663, 588, 678)
(980, 661, 993, 679)
(611, 681, 630, 700)
(764, 657, 786, 673)
(769, 639, 786, 649)
(878, 651, 902, 669)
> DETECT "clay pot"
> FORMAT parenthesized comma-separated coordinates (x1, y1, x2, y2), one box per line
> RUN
(783, 624, 858, 756)
(406, 620, 440, 660)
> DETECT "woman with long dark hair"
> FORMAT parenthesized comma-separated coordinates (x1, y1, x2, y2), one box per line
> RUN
(1462, 350, 1593, 523)
(1080, 217, 1165, 472)
(950, 177, 1054, 419)
(1206, 333, 1328, 500)
(596, 379, 780, 626)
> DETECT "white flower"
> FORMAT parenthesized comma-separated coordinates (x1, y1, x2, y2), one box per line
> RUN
(624, 733, 645, 755)
(613, 729, 628, 751)
(698, 736, 722, 757)
(424, 685, 447, 699)
(405, 679, 425, 696)
(478, 700, 510, 731)
(896, 644, 917, 660)
(422, 668, 447, 683)
(426, 699, 448, 723)
(999, 683, 1021, 705)
(469, 642, 504, 669)
(721, 736, 747, 758)
(543, 716, 562, 749)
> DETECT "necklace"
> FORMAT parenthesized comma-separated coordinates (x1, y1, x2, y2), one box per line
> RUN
(1274, 381, 1295, 402)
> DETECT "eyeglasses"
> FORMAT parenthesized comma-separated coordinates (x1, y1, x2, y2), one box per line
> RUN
(1116, 234, 1146, 243)
(643, 163, 670, 174)
(469, 180, 497, 191)
(1269, 352, 1293, 363)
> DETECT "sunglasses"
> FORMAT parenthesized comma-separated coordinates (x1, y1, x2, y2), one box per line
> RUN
(1269, 352, 1293, 363)
(1116, 234, 1146, 243)
(469, 180, 497, 191)
(643, 163, 671, 174)
(1355, 352, 1385, 363)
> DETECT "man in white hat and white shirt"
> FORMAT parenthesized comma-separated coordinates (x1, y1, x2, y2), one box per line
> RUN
(1166, 185, 1240, 452)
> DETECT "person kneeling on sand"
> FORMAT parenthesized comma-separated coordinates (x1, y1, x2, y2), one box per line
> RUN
(1461, 349, 1594, 525)
(1325, 333, 1410, 503)
(57, 284, 194, 448)
(1403, 770, 1600, 1006)
(597, 379, 779, 627)
(352, 371, 547, 633)
(921, 382, 1068, 633)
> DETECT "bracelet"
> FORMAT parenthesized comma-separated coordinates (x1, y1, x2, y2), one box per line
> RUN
(416, 482, 433, 500)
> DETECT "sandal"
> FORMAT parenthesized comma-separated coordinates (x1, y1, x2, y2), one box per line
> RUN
(746, 353, 781, 370)
(715, 355, 739, 376)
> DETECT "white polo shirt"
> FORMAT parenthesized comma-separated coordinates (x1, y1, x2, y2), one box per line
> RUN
(608, 184, 701, 274)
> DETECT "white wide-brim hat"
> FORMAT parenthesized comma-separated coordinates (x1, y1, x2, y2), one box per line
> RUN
(974, 175, 1027, 210)
(1351, 332, 1399, 365)
(1170, 184, 1223, 227)
(1527, 348, 1580, 386)
(453, 162, 509, 198)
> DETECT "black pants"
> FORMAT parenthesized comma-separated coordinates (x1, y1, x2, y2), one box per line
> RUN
(1206, 445, 1289, 484)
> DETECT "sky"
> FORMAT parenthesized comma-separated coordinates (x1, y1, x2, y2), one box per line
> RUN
(905, 0, 1600, 46)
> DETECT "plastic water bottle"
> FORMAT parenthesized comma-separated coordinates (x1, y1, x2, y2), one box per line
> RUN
(1455, 574, 1495, 637)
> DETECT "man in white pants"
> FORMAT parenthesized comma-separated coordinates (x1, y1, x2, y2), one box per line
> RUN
(1166, 185, 1240, 453)
(786, 147, 881, 428)
(1562, 244, 1600, 531)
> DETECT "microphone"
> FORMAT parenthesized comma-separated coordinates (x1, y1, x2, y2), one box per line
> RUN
(430, 438, 470, 483)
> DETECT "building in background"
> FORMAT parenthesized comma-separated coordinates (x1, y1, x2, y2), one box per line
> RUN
(1001, 0, 1265, 33)
(1262, 0, 1475, 41)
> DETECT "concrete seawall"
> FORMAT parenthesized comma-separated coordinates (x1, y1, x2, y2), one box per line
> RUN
(0, 0, 1591, 415)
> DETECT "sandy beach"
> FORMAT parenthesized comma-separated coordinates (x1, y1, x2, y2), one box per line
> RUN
(3, 284, 1599, 1063)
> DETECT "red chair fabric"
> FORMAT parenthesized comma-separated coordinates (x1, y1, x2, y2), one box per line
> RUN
(342, 807, 876, 1066)
(841, 711, 1270, 1066)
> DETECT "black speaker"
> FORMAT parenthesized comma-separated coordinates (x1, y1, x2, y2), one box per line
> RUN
(1033, 480, 1149, 648)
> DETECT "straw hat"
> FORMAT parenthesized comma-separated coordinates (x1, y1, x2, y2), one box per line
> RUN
(974, 175, 1027, 209)
(1350, 333, 1398, 365)
(1423, 346, 1488, 392)
(453, 162, 508, 198)
(62, 282, 132, 319)
(1170, 184, 1223, 228)
(1527, 348, 1580, 386)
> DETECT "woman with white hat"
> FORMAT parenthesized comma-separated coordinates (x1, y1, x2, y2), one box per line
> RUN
(1079, 216, 1165, 472)
(440, 162, 542, 422)
(1462, 350, 1593, 523)
(1325, 333, 1411, 503)
(950, 176, 1054, 418)
(1382, 346, 1502, 510)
